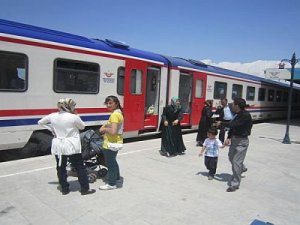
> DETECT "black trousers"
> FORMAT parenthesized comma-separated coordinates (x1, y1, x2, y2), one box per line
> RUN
(204, 156, 218, 176)
(219, 120, 231, 143)
(55, 154, 90, 192)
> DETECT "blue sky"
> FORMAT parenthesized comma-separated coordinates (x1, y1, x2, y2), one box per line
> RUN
(1, 0, 300, 73)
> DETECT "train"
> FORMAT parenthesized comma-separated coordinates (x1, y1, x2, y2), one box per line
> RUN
(1, 19, 300, 159)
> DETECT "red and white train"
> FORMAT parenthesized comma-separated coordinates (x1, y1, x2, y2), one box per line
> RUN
(1, 19, 299, 157)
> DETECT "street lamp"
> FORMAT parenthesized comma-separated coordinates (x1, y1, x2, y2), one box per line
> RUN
(281, 53, 299, 144)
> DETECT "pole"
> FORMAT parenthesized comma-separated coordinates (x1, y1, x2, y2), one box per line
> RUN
(282, 53, 297, 144)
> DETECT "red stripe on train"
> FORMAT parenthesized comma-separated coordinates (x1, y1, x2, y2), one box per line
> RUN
(0, 108, 110, 117)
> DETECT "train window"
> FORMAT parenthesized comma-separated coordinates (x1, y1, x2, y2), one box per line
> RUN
(0, 51, 27, 92)
(130, 69, 142, 94)
(258, 88, 266, 101)
(117, 67, 125, 95)
(246, 86, 255, 101)
(232, 84, 243, 99)
(276, 90, 282, 102)
(195, 80, 203, 98)
(283, 91, 288, 102)
(214, 81, 227, 99)
(179, 73, 192, 113)
(54, 59, 99, 94)
(268, 89, 275, 101)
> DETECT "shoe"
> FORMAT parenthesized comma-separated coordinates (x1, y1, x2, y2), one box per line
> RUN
(208, 175, 214, 180)
(159, 150, 169, 157)
(81, 189, 96, 195)
(226, 186, 239, 192)
(99, 184, 117, 190)
(62, 190, 70, 195)
(242, 167, 248, 173)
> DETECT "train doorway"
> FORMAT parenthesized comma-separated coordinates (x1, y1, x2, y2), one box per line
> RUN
(178, 72, 193, 126)
(144, 67, 161, 130)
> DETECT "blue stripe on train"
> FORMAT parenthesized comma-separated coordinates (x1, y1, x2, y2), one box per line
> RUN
(0, 115, 110, 127)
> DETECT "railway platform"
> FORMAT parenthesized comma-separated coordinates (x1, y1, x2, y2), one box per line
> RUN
(0, 119, 299, 225)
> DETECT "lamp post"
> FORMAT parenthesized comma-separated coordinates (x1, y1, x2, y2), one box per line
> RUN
(281, 53, 299, 144)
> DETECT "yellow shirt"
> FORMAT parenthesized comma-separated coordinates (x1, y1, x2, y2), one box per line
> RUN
(103, 109, 124, 149)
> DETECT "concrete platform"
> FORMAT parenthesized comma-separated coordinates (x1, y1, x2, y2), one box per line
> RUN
(0, 120, 299, 225)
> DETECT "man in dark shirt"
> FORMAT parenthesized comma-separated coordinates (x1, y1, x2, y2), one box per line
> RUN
(224, 98, 253, 192)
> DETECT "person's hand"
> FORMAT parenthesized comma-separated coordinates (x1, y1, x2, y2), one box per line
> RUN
(99, 125, 106, 134)
(224, 138, 231, 146)
(198, 152, 203, 157)
(164, 121, 168, 126)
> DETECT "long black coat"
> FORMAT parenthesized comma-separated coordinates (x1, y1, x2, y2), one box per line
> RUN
(196, 105, 213, 144)
(160, 105, 186, 155)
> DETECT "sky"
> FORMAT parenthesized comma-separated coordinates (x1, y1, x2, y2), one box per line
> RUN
(1, 0, 300, 78)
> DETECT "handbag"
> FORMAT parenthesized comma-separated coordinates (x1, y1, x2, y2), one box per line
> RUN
(107, 142, 123, 151)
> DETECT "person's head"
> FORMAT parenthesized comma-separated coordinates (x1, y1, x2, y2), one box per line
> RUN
(205, 100, 213, 107)
(221, 98, 228, 107)
(232, 98, 247, 112)
(104, 95, 122, 112)
(171, 97, 180, 107)
(57, 98, 76, 113)
(207, 127, 218, 139)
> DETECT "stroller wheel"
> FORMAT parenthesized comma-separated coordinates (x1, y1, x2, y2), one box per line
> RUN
(97, 168, 108, 178)
(88, 173, 97, 183)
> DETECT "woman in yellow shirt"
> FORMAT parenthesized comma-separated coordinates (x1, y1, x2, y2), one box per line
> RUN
(99, 96, 124, 190)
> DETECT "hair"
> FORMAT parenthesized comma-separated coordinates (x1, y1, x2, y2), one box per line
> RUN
(221, 98, 228, 103)
(208, 127, 218, 136)
(205, 100, 213, 107)
(57, 98, 76, 113)
(104, 95, 123, 112)
(233, 98, 247, 110)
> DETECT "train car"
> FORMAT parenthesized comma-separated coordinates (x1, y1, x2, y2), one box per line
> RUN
(1, 19, 300, 159)
(0, 19, 170, 155)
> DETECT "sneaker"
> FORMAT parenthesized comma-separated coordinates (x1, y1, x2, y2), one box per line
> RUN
(99, 184, 117, 190)
(242, 167, 248, 173)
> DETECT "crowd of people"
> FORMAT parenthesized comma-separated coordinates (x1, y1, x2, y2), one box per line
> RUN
(38, 96, 252, 195)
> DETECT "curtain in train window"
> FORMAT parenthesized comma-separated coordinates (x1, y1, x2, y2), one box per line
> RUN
(214, 81, 227, 99)
(130, 69, 142, 94)
(0, 51, 27, 92)
(54, 59, 100, 94)
(232, 84, 243, 99)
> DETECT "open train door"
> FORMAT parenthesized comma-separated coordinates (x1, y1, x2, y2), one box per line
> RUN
(123, 59, 147, 132)
(191, 72, 207, 126)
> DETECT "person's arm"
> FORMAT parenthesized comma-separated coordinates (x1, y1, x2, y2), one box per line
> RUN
(162, 107, 168, 126)
(199, 146, 206, 156)
(74, 115, 85, 130)
(38, 115, 54, 134)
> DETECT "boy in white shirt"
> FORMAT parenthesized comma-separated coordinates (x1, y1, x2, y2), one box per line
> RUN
(199, 127, 225, 180)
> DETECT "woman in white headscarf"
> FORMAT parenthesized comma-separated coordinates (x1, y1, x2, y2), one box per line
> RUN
(160, 97, 186, 157)
(38, 98, 95, 195)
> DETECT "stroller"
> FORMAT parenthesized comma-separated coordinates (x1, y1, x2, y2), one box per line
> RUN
(68, 129, 108, 183)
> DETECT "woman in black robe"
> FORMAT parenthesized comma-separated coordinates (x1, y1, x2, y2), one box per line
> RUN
(160, 97, 186, 157)
(196, 100, 213, 146)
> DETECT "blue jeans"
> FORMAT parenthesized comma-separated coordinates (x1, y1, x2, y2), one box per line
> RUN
(102, 149, 120, 186)
(55, 154, 90, 192)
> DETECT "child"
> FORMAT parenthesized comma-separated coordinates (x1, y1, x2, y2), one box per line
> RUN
(198, 127, 225, 180)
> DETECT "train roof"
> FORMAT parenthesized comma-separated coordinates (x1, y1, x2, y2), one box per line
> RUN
(164, 55, 300, 90)
(0, 19, 168, 65)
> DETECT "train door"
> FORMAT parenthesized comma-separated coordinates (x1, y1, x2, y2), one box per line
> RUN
(144, 67, 161, 130)
(178, 72, 193, 126)
(123, 59, 147, 132)
(190, 72, 207, 126)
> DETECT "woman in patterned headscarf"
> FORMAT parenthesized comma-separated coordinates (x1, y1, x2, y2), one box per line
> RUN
(159, 97, 186, 157)
(38, 98, 95, 195)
